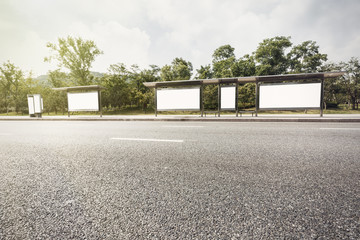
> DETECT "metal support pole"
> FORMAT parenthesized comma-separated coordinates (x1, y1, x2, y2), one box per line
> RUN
(255, 81, 259, 117)
(67, 91, 70, 117)
(218, 83, 221, 117)
(320, 77, 325, 117)
(99, 90, 102, 117)
(154, 87, 158, 117)
(200, 85, 204, 117)
(235, 82, 239, 117)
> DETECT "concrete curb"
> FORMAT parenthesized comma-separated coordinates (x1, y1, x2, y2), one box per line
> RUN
(1, 116, 360, 122)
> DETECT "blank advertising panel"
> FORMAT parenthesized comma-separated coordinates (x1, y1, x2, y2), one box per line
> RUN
(157, 87, 200, 111)
(259, 83, 321, 109)
(221, 86, 236, 110)
(33, 94, 42, 113)
(68, 91, 99, 111)
(27, 96, 35, 114)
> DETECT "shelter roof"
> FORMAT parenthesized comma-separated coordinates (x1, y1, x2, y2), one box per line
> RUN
(52, 85, 106, 91)
(143, 71, 345, 88)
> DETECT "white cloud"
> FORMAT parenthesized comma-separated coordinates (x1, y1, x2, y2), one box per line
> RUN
(66, 21, 151, 72)
(0, 0, 359, 76)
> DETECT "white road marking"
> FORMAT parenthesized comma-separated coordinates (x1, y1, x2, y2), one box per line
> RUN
(320, 128, 360, 130)
(162, 126, 204, 128)
(0, 133, 12, 136)
(111, 137, 184, 143)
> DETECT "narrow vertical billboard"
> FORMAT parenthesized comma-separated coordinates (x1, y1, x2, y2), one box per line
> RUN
(27, 94, 42, 114)
(27, 96, 35, 114)
(259, 82, 321, 109)
(33, 94, 42, 113)
(221, 86, 236, 110)
(67, 91, 99, 111)
(157, 87, 200, 111)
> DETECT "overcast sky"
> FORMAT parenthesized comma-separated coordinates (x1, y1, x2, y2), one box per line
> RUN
(1, 0, 359, 76)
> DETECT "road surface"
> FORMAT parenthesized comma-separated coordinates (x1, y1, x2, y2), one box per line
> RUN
(0, 121, 359, 239)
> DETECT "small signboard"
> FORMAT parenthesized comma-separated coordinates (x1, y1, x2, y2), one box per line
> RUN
(27, 94, 43, 117)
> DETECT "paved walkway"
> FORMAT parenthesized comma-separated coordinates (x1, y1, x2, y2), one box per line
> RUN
(1, 114, 360, 122)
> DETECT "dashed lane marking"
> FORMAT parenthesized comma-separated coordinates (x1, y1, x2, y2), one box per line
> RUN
(111, 137, 184, 143)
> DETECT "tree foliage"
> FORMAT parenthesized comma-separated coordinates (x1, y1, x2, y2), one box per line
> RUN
(338, 58, 360, 110)
(45, 36, 103, 86)
(0, 61, 25, 113)
(196, 65, 213, 79)
(1, 35, 359, 115)
(254, 36, 292, 75)
(212, 45, 236, 78)
(288, 40, 327, 73)
(160, 58, 193, 81)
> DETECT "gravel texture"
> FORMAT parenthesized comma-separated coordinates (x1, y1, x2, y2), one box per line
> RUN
(0, 121, 359, 239)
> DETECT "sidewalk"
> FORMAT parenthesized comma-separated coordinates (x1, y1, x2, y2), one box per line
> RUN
(1, 114, 360, 122)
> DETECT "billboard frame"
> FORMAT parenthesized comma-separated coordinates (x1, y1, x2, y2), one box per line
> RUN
(255, 79, 325, 117)
(53, 85, 105, 117)
(220, 84, 238, 113)
(155, 86, 202, 116)
(258, 81, 322, 111)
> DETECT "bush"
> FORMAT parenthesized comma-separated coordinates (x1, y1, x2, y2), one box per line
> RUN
(326, 102, 338, 109)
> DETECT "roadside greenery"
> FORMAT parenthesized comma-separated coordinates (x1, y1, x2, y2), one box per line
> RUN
(0, 35, 359, 115)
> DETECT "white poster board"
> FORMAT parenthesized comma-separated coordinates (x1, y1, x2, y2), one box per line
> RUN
(157, 87, 200, 111)
(259, 82, 321, 109)
(27, 96, 35, 114)
(27, 94, 42, 114)
(221, 86, 236, 110)
(33, 94, 42, 113)
(67, 91, 99, 111)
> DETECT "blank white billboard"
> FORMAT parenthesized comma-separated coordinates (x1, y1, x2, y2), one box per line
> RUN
(33, 94, 42, 113)
(259, 83, 321, 109)
(67, 91, 99, 111)
(157, 87, 200, 110)
(221, 86, 236, 110)
(27, 94, 42, 114)
(27, 96, 35, 114)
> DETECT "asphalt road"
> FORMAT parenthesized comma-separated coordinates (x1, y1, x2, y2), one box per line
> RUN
(0, 121, 359, 239)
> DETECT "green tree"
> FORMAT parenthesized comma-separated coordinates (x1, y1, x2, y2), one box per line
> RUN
(160, 65, 173, 81)
(238, 83, 256, 109)
(203, 85, 218, 110)
(320, 63, 344, 109)
(48, 70, 70, 88)
(321, 59, 360, 110)
(172, 57, 193, 80)
(46, 70, 70, 114)
(101, 63, 131, 109)
(254, 36, 292, 75)
(160, 58, 193, 81)
(0, 61, 25, 114)
(212, 44, 235, 62)
(45, 36, 103, 86)
(212, 44, 236, 78)
(232, 54, 256, 77)
(288, 40, 327, 73)
(128, 64, 159, 92)
(339, 58, 360, 110)
(196, 65, 213, 79)
(128, 64, 158, 109)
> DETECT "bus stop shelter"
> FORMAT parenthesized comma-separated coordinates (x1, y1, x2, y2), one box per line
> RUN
(143, 72, 345, 117)
(53, 85, 105, 117)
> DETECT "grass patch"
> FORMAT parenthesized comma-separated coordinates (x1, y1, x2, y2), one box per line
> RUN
(1, 106, 360, 116)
